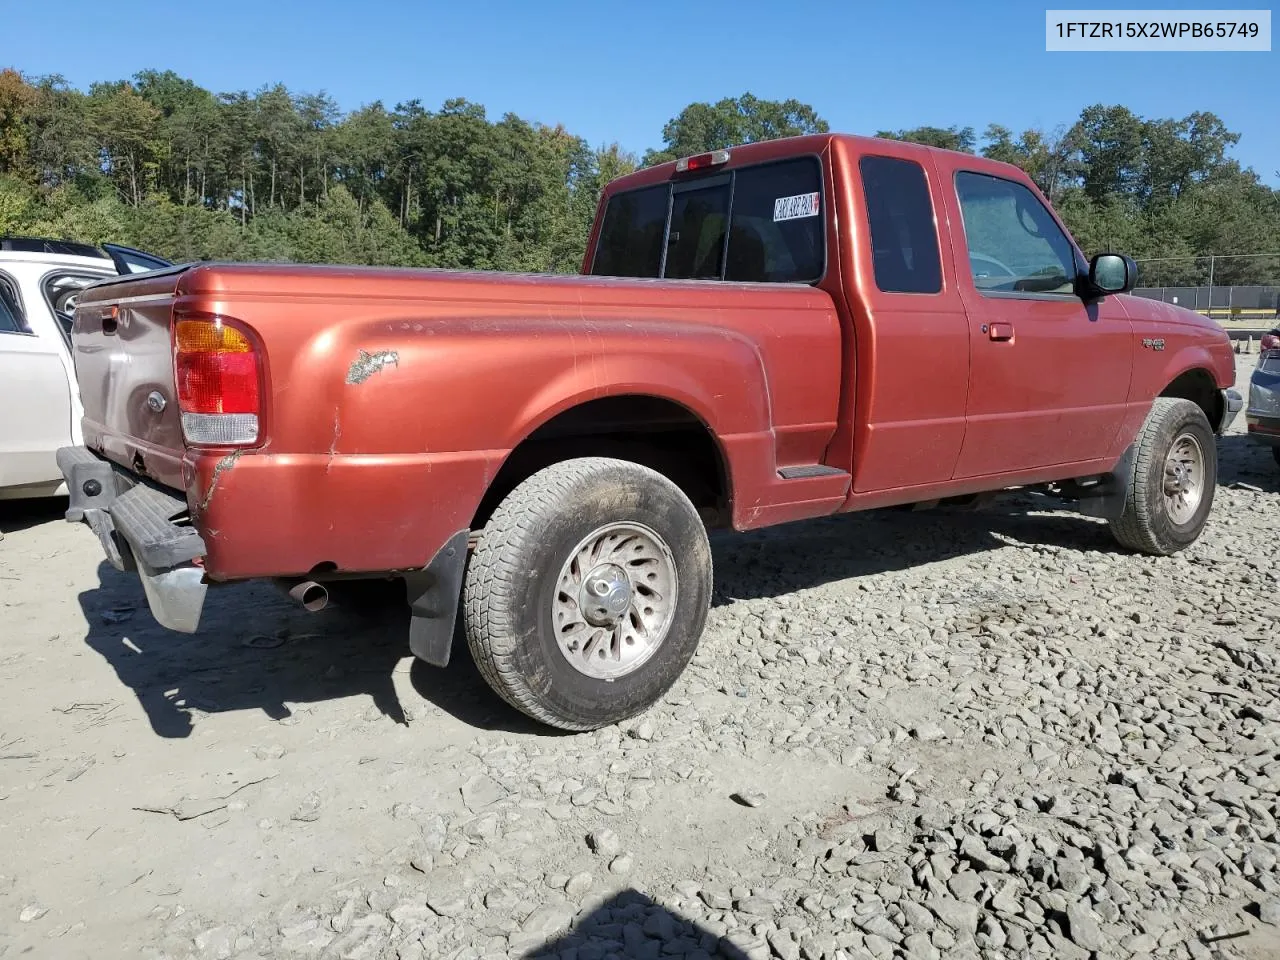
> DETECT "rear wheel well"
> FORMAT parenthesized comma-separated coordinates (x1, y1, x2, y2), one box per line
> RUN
(472, 396, 731, 531)
(1160, 368, 1221, 431)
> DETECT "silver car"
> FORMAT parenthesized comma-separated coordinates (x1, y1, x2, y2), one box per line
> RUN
(1246, 325, 1280, 467)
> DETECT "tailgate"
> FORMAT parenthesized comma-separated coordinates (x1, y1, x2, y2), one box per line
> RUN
(73, 265, 193, 490)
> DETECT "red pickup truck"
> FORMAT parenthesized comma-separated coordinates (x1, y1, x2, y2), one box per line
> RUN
(58, 133, 1240, 730)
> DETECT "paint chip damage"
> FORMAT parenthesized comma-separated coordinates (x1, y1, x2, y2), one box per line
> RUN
(346, 349, 400, 385)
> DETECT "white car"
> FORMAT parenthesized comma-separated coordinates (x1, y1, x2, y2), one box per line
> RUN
(0, 237, 172, 503)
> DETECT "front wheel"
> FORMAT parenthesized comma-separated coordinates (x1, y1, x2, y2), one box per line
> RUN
(462, 457, 713, 731)
(1109, 397, 1217, 555)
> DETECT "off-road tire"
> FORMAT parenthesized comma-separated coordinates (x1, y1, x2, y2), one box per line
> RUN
(462, 457, 713, 731)
(1109, 397, 1217, 555)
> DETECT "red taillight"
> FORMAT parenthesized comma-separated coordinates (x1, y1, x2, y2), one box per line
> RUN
(173, 316, 262, 445)
(675, 149, 730, 173)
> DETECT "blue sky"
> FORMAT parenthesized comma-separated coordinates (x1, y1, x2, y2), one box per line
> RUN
(4, 0, 1276, 183)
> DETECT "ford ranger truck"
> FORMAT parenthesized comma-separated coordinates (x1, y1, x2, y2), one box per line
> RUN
(57, 134, 1242, 731)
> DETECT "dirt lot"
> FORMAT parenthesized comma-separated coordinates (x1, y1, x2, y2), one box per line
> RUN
(2, 353, 1280, 960)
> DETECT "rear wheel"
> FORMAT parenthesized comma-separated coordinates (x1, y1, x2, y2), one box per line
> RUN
(1109, 398, 1217, 555)
(462, 457, 712, 731)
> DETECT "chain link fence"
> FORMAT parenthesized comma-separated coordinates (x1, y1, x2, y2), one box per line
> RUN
(1132, 253, 1280, 322)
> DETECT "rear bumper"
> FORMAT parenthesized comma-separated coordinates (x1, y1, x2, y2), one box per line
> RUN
(57, 446, 209, 633)
(1246, 365, 1280, 447)
(1221, 387, 1244, 434)
(59, 443, 494, 632)
(1246, 415, 1280, 448)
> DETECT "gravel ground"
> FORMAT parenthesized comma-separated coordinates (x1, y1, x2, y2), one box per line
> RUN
(2, 352, 1279, 960)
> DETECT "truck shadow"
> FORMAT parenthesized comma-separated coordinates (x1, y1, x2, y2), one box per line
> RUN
(76, 564, 415, 739)
(1217, 432, 1280, 491)
(69, 509, 1094, 739)
(509, 887, 759, 959)
(74, 439, 1275, 738)
(708, 497, 1112, 606)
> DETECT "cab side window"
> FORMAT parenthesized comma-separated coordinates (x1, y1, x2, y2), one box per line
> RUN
(860, 156, 943, 294)
(0, 274, 25, 334)
(954, 171, 1077, 296)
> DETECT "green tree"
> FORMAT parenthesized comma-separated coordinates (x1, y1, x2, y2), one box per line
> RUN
(0, 69, 37, 178)
(1073, 104, 1145, 202)
(643, 93, 828, 166)
(24, 74, 97, 190)
(980, 124, 1080, 202)
(876, 124, 976, 153)
(87, 80, 162, 207)
(0, 66, 1275, 286)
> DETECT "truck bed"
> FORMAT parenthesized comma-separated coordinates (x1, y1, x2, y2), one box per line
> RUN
(71, 262, 845, 581)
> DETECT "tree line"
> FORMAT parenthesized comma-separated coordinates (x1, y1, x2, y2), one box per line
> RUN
(0, 69, 1277, 285)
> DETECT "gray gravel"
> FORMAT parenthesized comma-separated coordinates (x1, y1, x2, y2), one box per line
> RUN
(1, 353, 1279, 960)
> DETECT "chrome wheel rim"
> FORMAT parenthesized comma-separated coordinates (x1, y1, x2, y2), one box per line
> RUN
(1163, 432, 1205, 525)
(552, 521, 678, 680)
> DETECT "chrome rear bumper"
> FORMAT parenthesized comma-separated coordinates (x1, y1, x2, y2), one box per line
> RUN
(56, 446, 208, 633)
(1220, 388, 1243, 434)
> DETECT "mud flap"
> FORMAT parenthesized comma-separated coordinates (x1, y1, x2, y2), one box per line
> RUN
(1074, 442, 1138, 521)
(403, 530, 469, 668)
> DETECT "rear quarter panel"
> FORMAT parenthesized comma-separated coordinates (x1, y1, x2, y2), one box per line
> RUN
(175, 266, 843, 577)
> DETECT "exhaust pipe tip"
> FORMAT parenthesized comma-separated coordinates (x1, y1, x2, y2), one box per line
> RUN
(281, 579, 328, 612)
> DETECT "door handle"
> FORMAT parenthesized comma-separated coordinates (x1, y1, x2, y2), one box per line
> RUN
(988, 322, 1014, 342)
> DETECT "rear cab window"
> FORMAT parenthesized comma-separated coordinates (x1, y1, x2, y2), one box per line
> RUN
(590, 157, 824, 284)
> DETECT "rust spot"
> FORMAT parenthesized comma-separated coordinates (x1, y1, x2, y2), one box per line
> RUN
(346, 349, 399, 385)
(198, 450, 242, 513)
(326, 408, 342, 474)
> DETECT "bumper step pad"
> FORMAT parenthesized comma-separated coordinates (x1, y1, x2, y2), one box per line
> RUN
(110, 483, 206, 569)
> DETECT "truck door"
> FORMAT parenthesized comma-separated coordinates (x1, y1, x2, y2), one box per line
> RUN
(847, 151, 970, 492)
(944, 168, 1133, 478)
(0, 271, 74, 490)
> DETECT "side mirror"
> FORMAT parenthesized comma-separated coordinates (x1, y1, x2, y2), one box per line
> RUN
(1087, 253, 1137, 296)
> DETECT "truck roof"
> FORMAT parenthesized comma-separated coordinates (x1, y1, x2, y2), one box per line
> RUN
(603, 132, 1030, 197)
